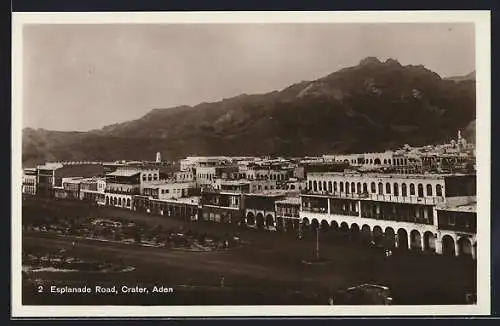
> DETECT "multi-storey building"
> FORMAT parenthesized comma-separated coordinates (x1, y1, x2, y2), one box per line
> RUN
(300, 172, 476, 257)
(80, 177, 106, 204)
(275, 197, 301, 232)
(142, 181, 197, 200)
(22, 168, 37, 195)
(200, 189, 244, 224)
(104, 168, 143, 209)
(133, 195, 200, 221)
(243, 192, 288, 230)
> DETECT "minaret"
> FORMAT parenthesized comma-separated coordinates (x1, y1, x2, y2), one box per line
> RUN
(156, 152, 161, 163)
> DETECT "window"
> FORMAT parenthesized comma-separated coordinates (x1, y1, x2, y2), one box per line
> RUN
(417, 184, 424, 197)
(378, 182, 383, 195)
(148, 174, 152, 181)
(345, 182, 350, 194)
(436, 184, 443, 197)
(426, 184, 433, 196)
(410, 184, 415, 196)
(402, 183, 407, 196)
(351, 182, 356, 194)
(393, 183, 399, 196)
(385, 182, 391, 194)
(357, 182, 361, 194)
(371, 182, 376, 193)
(448, 216, 456, 226)
(328, 181, 332, 193)
(142, 175, 146, 181)
(318, 181, 322, 191)
(334, 181, 338, 192)
(340, 182, 344, 192)
(323, 181, 327, 192)
(313, 181, 317, 192)
(308, 180, 312, 190)
(363, 183, 368, 193)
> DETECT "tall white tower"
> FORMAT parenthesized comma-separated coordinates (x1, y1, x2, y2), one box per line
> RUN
(156, 152, 161, 163)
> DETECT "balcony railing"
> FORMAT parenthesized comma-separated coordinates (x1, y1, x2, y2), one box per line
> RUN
(361, 213, 433, 225)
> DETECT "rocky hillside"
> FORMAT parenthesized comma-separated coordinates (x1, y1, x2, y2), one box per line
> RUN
(22, 57, 476, 167)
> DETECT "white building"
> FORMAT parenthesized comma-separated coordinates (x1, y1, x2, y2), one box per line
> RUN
(299, 171, 476, 258)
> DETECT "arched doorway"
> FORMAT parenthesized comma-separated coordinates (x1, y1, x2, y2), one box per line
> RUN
(361, 224, 372, 245)
(384, 227, 396, 249)
(105, 196, 109, 205)
(311, 218, 319, 231)
(350, 223, 360, 243)
(423, 231, 436, 252)
(340, 222, 349, 241)
(320, 220, 329, 232)
(256, 213, 264, 229)
(246, 212, 255, 226)
(372, 226, 384, 246)
(302, 217, 310, 232)
(442, 235, 456, 256)
(276, 216, 284, 232)
(331, 221, 339, 232)
(265, 214, 275, 228)
(397, 229, 409, 250)
(458, 237, 473, 257)
(410, 230, 422, 251)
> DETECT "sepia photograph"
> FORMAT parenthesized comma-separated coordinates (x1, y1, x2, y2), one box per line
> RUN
(11, 11, 491, 317)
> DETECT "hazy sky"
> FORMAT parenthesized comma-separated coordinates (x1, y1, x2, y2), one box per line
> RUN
(22, 23, 475, 131)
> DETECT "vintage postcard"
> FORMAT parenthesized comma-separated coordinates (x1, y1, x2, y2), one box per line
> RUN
(11, 11, 491, 317)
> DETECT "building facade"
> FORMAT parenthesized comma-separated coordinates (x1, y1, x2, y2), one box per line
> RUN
(299, 172, 476, 258)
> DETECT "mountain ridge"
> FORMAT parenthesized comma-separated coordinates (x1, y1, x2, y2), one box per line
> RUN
(22, 57, 476, 167)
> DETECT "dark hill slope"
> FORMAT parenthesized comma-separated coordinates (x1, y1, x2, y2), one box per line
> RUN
(22, 57, 475, 166)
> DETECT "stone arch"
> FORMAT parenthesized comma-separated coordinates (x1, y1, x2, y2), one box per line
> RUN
(330, 220, 339, 232)
(126, 198, 131, 207)
(410, 183, 415, 196)
(372, 226, 384, 246)
(328, 181, 332, 193)
(276, 216, 284, 231)
(113, 197, 117, 205)
(311, 218, 319, 230)
(313, 181, 318, 192)
(351, 182, 356, 194)
(410, 230, 422, 251)
(320, 220, 329, 231)
(256, 213, 264, 229)
(397, 228, 409, 250)
(302, 217, 310, 226)
(340, 222, 349, 233)
(345, 182, 350, 194)
(370, 182, 376, 193)
(458, 237, 473, 257)
(361, 224, 372, 244)
(246, 212, 255, 225)
(423, 231, 436, 252)
(442, 235, 456, 256)
(265, 214, 274, 227)
(385, 182, 391, 194)
(363, 183, 368, 193)
(323, 181, 327, 192)
(357, 182, 362, 194)
(384, 227, 396, 248)
(350, 223, 360, 242)
(374, 158, 381, 165)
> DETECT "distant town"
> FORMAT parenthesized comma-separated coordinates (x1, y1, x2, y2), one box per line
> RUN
(22, 130, 476, 259)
